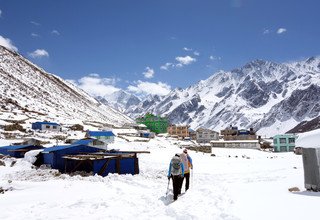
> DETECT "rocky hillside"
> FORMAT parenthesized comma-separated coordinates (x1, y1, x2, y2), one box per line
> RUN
(0, 45, 133, 128)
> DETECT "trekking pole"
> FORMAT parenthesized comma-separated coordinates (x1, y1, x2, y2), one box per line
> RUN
(165, 178, 170, 198)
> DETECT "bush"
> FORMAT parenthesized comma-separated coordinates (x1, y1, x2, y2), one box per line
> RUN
(53, 135, 67, 140)
(70, 124, 84, 131)
(4, 123, 25, 132)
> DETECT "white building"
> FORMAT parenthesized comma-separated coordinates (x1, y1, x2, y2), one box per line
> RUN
(210, 139, 261, 149)
(196, 128, 219, 143)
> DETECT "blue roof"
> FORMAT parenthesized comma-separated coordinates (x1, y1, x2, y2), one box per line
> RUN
(33, 122, 60, 126)
(0, 145, 34, 150)
(73, 139, 94, 145)
(42, 145, 75, 153)
(87, 131, 115, 137)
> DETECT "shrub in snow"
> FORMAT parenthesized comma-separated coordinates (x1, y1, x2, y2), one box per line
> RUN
(288, 187, 300, 192)
(70, 124, 84, 131)
(4, 123, 25, 132)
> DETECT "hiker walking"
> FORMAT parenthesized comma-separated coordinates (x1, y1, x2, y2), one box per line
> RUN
(180, 148, 193, 192)
(167, 154, 184, 201)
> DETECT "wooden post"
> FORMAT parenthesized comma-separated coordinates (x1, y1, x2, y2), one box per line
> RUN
(64, 159, 67, 173)
(98, 159, 111, 176)
(134, 154, 139, 174)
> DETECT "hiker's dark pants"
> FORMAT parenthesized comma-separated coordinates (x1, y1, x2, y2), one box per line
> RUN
(179, 173, 190, 194)
(171, 175, 183, 200)
(181, 173, 190, 191)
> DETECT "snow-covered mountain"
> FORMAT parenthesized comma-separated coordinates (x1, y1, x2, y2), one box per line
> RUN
(0, 45, 133, 127)
(126, 57, 320, 136)
(97, 90, 141, 113)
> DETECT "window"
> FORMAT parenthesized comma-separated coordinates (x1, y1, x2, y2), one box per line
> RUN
(288, 138, 295, 144)
(280, 146, 287, 152)
(279, 138, 286, 144)
(53, 126, 57, 129)
(46, 125, 50, 129)
(273, 139, 277, 144)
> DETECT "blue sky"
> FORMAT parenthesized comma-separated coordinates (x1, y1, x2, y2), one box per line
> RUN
(0, 0, 319, 97)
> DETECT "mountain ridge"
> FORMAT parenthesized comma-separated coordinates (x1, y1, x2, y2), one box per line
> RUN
(121, 56, 320, 136)
(0, 45, 133, 129)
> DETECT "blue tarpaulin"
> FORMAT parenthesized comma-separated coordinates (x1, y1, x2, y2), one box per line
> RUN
(0, 145, 44, 158)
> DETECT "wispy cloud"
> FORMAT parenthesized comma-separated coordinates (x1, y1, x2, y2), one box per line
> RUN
(209, 55, 221, 61)
(28, 49, 49, 58)
(68, 74, 120, 97)
(142, 67, 155, 79)
(30, 21, 41, 26)
(127, 81, 171, 96)
(31, 33, 40, 38)
(51, 30, 60, 36)
(160, 55, 197, 70)
(194, 51, 200, 56)
(0, 9, 2, 17)
(263, 28, 271, 34)
(277, 28, 287, 34)
(175, 55, 196, 66)
(183, 47, 192, 51)
(160, 62, 174, 71)
(0, 35, 18, 51)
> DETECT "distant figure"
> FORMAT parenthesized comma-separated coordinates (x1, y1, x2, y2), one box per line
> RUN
(167, 154, 184, 201)
(180, 148, 193, 192)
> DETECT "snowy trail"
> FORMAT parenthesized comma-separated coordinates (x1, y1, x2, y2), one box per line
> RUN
(0, 137, 319, 219)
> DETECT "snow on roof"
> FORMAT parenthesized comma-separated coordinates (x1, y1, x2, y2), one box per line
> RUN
(210, 139, 259, 143)
(296, 129, 320, 148)
(112, 129, 137, 135)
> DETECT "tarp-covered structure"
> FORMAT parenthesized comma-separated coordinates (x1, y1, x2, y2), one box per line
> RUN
(0, 145, 44, 158)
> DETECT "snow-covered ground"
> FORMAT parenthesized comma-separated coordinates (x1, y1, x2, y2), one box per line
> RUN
(0, 135, 319, 220)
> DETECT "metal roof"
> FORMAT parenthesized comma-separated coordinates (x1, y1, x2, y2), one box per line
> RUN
(0, 145, 34, 150)
(42, 145, 75, 153)
(32, 121, 60, 126)
(73, 139, 94, 145)
(42, 144, 103, 153)
(87, 131, 115, 137)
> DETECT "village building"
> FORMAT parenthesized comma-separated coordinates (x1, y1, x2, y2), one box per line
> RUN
(210, 139, 261, 149)
(72, 138, 107, 150)
(196, 127, 219, 143)
(273, 134, 297, 152)
(31, 121, 61, 132)
(167, 124, 190, 139)
(220, 125, 257, 141)
(0, 144, 43, 158)
(138, 130, 155, 138)
(136, 113, 168, 134)
(188, 128, 197, 140)
(40, 145, 148, 176)
(86, 131, 115, 144)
